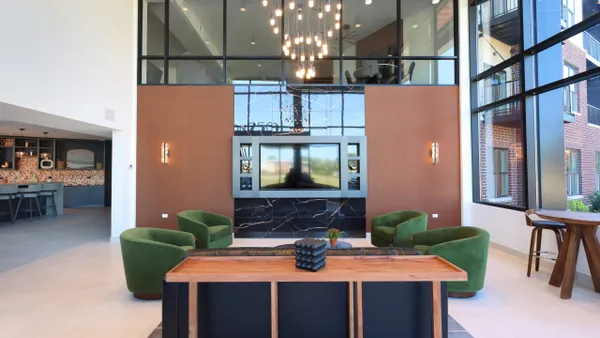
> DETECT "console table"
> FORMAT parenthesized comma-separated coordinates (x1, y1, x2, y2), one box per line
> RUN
(163, 255, 466, 338)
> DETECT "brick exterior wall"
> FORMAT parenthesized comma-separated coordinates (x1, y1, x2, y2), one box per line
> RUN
(481, 41, 600, 207)
(480, 119, 525, 207)
(562, 40, 600, 204)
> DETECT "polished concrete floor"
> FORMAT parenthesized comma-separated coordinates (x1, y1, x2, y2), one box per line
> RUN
(0, 211, 599, 337)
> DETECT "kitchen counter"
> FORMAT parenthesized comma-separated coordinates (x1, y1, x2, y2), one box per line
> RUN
(0, 182, 64, 221)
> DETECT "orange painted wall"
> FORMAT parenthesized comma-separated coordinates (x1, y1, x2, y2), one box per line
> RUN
(136, 86, 234, 230)
(365, 86, 461, 230)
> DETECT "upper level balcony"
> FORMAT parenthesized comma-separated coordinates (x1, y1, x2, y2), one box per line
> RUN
(583, 31, 600, 63)
(478, 0, 520, 46)
(589, 104, 600, 126)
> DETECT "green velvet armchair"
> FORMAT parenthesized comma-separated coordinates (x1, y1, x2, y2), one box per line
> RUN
(370, 210, 428, 248)
(177, 210, 233, 249)
(412, 226, 490, 298)
(120, 227, 195, 299)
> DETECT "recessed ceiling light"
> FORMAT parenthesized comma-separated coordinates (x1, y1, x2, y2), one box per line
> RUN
(240, 6, 246, 12)
(258, 63, 262, 67)
(412, 24, 419, 28)
(355, 23, 361, 28)
(182, 7, 189, 11)
(206, 41, 210, 45)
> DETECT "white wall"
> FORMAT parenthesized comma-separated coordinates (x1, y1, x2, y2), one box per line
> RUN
(458, 0, 591, 275)
(0, 0, 138, 238)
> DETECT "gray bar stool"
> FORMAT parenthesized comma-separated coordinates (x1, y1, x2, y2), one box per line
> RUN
(0, 186, 18, 223)
(39, 183, 59, 217)
(15, 185, 43, 220)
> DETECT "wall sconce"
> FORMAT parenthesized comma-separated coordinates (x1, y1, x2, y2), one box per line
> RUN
(431, 142, 439, 164)
(161, 142, 170, 164)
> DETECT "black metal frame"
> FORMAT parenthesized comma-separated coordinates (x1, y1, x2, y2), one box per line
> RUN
(469, 0, 600, 211)
(137, 0, 459, 86)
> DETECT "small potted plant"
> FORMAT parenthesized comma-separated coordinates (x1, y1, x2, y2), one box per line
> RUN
(325, 228, 344, 248)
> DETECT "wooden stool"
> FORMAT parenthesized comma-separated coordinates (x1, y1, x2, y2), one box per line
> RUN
(525, 209, 566, 277)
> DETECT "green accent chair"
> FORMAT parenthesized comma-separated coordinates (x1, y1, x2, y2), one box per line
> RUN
(177, 210, 233, 249)
(412, 226, 490, 298)
(371, 210, 428, 248)
(120, 227, 195, 300)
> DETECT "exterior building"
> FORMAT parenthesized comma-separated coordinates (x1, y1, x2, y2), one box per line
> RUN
(477, 0, 600, 208)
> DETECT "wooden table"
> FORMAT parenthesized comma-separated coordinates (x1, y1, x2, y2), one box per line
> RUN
(166, 255, 466, 338)
(536, 210, 600, 299)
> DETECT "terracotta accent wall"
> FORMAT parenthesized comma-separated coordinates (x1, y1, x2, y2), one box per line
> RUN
(366, 86, 460, 230)
(0, 156, 104, 186)
(137, 86, 234, 230)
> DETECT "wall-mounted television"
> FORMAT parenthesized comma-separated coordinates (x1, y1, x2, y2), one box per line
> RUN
(260, 143, 340, 190)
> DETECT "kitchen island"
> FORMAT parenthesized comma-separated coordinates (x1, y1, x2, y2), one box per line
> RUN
(0, 182, 64, 221)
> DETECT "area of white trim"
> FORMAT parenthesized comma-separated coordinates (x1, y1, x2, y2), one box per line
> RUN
(567, 195, 584, 200)
(487, 196, 514, 203)
(588, 123, 600, 129)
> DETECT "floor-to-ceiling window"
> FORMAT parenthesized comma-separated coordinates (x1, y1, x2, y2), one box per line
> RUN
(138, 0, 458, 86)
(470, 0, 600, 211)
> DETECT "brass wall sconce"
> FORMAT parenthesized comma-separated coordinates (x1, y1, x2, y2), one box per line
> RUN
(431, 142, 439, 164)
(161, 142, 170, 164)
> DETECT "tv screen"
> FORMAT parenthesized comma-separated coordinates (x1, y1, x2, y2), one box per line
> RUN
(260, 144, 340, 190)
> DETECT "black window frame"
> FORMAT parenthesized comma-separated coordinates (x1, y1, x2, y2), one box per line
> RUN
(470, 0, 600, 211)
(137, 0, 460, 86)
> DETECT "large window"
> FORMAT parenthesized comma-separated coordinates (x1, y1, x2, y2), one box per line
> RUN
(561, 0, 576, 28)
(138, 0, 458, 85)
(470, 0, 600, 210)
(476, 101, 526, 207)
(563, 64, 578, 114)
(566, 149, 581, 196)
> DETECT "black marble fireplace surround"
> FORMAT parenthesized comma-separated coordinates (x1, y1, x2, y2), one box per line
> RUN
(234, 198, 366, 238)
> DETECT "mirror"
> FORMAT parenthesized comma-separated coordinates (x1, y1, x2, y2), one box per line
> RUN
(66, 149, 95, 169)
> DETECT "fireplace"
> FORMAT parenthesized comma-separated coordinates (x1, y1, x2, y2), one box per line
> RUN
(232, 136, 367, 237)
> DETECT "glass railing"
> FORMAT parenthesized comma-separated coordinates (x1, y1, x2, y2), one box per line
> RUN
(491, 0, 518, 18)
(584, 32, 600, 63)
(588, 104, 600, 126)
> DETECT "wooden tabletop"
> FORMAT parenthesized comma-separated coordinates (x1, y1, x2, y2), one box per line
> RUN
(536, 210, 600, 226)
(166, 255, 467, 283)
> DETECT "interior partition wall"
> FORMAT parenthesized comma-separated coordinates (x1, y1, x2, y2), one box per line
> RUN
(470, 0, 600, 211)
(138, 0, 458, 86)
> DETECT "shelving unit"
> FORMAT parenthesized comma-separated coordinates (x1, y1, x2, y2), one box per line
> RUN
(0, 136, 105, 170)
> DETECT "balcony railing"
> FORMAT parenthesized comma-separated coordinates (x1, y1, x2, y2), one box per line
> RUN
(589, 104, 600, 126)
(583, 32, 600, 62)
(492, 0, 518, 18)
(481, 80, 519, 106)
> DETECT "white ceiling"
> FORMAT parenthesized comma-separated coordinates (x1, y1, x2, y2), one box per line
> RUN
(0, 102, 111, 140)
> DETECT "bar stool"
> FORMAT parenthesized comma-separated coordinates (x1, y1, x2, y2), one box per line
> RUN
(15, 185, 42, 221)
(39, 183, 59, 217)
(0, 186, 18, 223)
(525, 209, 566, 277)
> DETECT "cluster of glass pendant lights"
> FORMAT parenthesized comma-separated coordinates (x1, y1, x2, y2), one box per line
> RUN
(263, 0, 344, 79)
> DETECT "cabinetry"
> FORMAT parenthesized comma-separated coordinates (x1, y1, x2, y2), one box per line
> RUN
(63, 186, 105, 207)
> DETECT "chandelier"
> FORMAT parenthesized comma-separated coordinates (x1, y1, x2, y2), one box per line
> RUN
(267, 0, 341, 79)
